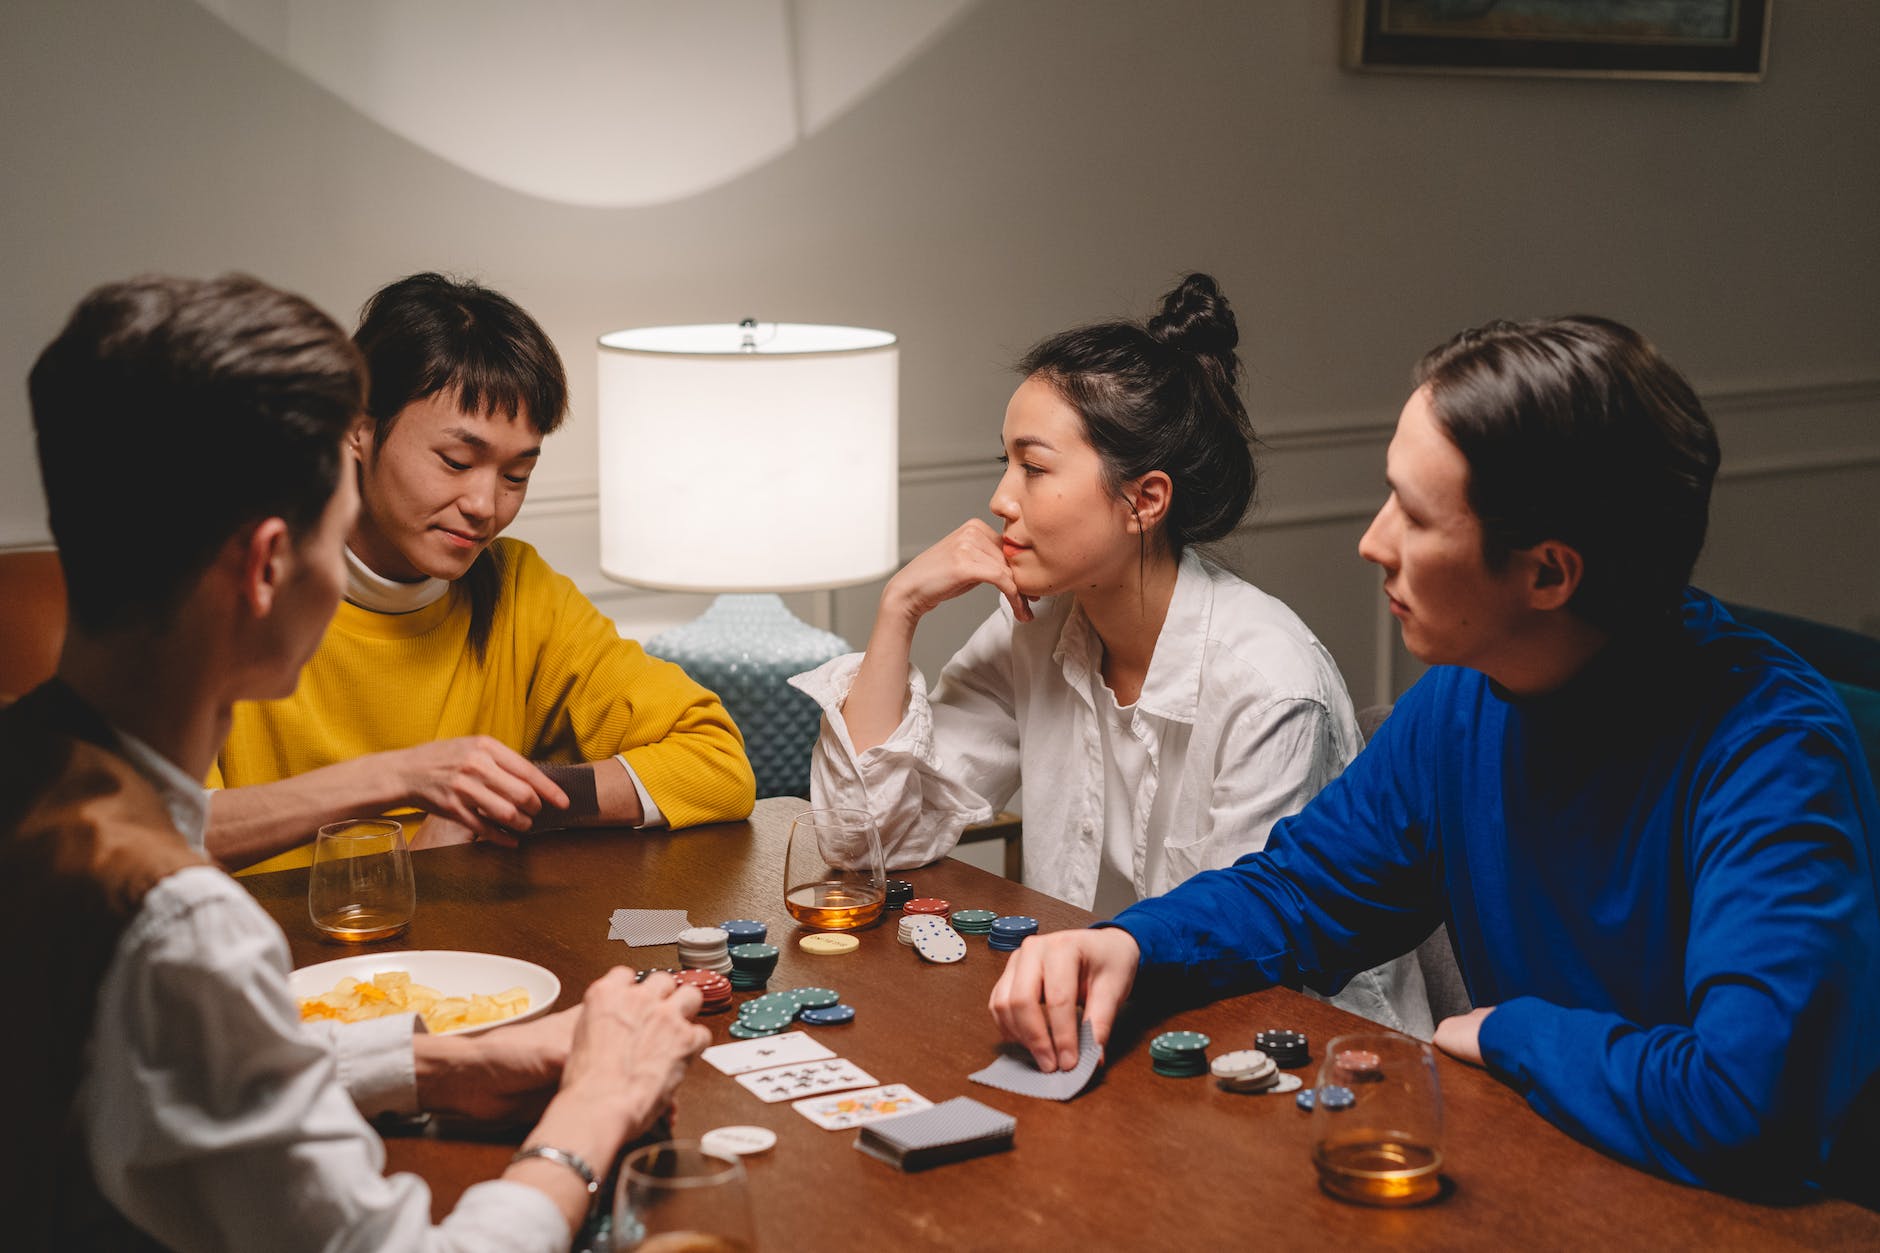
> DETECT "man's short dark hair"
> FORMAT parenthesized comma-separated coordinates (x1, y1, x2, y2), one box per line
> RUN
(1416, 315, 1721, 633)
(28, 274, 364, 633)
(353, 272, 567, 440)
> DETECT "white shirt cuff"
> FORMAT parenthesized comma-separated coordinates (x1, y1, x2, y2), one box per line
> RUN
(332, 1012, 422, 1118)
(615, 754, 666, 829)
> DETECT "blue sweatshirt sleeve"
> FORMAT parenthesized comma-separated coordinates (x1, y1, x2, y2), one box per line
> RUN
(1478, 721, 1879, 1191)
(1111, 675, 1446, 999)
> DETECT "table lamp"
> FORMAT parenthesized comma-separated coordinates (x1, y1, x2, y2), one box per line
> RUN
(597, 320, 899, 798)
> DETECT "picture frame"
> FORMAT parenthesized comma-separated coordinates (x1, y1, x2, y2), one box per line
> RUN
(1344, 1, 1772, 81)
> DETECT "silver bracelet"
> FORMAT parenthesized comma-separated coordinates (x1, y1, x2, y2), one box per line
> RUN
(510, 1144, 600, 1203)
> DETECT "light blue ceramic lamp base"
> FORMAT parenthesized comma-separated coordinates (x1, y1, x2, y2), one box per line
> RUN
(644, 594, 849, 800)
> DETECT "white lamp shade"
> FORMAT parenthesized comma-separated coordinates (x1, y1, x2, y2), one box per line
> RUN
(597, 323, 899, 593)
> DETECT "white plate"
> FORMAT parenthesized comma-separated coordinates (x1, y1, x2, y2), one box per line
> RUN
(290, 950, 561, 1035)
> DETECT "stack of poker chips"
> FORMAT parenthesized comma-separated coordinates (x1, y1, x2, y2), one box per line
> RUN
(719, 919, 768, 947)
(1148, 1030, 1211, 1077)
(1210, 1049, 1281, 1093)
(987, 915, 1038, 952)
(903, 897, 951, 919)
(1333, 1046, 1383, 1082)
(731, 986, 850, 1038)
(677, 926, 733, 974)
(672, 968, 733, 1014)
(885, 880, 914, 910)
(949, 908, 998, 936)
(728, 942, 780, 990)
(1256, 1029, 1310, 1068)
(896, 915, 926, 946)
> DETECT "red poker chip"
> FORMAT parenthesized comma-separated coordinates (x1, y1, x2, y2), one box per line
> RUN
(903, 898, 952, 916)
(1335, 1048, 1382, 1078)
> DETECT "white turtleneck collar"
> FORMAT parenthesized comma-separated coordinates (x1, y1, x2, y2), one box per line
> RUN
(344, 545, 450, 614)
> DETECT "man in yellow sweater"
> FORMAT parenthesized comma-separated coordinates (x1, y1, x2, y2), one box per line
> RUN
(208, 274, 755, 872)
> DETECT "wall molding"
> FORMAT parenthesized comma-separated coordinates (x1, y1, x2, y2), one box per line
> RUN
(4, 376, 1875, 557)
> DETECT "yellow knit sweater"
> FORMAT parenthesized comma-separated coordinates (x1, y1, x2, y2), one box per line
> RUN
(211, 539, 755, 872)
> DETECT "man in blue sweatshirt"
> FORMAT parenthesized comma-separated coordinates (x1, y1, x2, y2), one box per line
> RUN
(989, 315, 1878, 1198)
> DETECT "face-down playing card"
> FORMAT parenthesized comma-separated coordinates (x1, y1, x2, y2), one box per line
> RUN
(968, 1018, 1102, 1101)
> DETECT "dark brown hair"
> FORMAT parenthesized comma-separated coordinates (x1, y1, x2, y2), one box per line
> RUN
(29, 274, 363, 632)
(1017, 272, 1256, 559)
(1416, 315, 1720, 632)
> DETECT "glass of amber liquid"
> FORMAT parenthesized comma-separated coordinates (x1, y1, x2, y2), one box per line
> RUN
(309, 819, 414, 943)
(783, 808, 886, 931)
(612, 1140, 755, 1252)
(1311, 1032, 1445, 1207)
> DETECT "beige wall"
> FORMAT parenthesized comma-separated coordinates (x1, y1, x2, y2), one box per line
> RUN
(4, 0, 1877, 714)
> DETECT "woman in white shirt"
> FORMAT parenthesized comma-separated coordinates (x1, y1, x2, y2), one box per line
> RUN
(793, 273, 1430, 1034)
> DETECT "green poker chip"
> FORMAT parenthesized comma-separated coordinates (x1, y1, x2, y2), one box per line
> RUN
(793, 987, 840, 1010)
(728, 1021, 781, 1039)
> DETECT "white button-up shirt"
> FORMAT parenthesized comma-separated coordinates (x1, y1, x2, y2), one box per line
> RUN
(792, 554, 1433, 1034)
(78, 733, 568, 1251)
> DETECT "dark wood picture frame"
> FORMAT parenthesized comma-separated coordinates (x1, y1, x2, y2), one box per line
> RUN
(1345, 1, 1772, 81)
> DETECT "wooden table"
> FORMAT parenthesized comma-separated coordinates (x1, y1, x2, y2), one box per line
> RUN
(245, 798, 1879, 1251)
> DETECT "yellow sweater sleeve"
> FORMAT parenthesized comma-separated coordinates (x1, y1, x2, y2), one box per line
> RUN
(510, 545, 756, 828)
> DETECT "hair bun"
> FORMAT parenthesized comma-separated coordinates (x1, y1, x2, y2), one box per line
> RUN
(1147, 272, 1239, 364)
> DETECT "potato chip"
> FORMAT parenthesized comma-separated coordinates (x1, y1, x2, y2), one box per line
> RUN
(297, 970, 529, 1033)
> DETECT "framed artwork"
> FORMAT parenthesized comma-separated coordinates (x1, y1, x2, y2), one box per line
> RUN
(1344, 1, 1772, 81)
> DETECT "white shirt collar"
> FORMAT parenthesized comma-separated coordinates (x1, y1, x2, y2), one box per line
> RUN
(1051, 550, 1215, 726)
(344, 544, 449, 614)
(112, 728, 211, 854)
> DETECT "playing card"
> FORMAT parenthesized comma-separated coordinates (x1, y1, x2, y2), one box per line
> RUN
(793, 1083, 933, 1130)
(736, 1059, 878, 1103)
(608, 908, 691, 946)
(854, 1096, 1016, 1170)
(969, 1019, 1103, 1101)
(701, 1030, 836, 1076)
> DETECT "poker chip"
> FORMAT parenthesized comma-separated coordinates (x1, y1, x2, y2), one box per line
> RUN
(988, 916, 1039, 951)
(903, 897, 952, 917)
(1209, 1048, 1280, 1093)
(793, 987, 841, 1010)
(701, 1125, 777, 1157)
(739, 991, 796, 1018)
(1148, 1030, 1210, 1077)
(914, 926, 968, 964)
(1317, 1084, 1357, 1111)
(1334, 1048, 1383, 1082)
(799, 1003, 856, 1026)
(950, 909, 998, 934)
(718, 920, 768, 945)
(901, 915, 955, 948)
(1295, 1087, 1317, 1111)
(728, 1020, 781, 1039)
(676, 926, 733, 974)
(884, 879, 914, 908)
(634, 968, 679, 983)
(1255, 1029, 1310, 1068)
(672, 968, 733, 1013)
(1270, 1072, 1304, 1094)
(798, 934, 859, 956)
(728, 943, 779, 990)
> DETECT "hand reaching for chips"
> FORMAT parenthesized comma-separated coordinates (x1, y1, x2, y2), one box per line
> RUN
(299, 969, 529, 1034)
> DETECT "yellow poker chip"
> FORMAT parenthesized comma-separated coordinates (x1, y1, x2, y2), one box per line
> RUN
(799, 933, 860, 955)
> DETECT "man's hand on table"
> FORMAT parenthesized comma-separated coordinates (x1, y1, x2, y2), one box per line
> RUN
(1432, 1005, 1496, 1066)
(989, 927, 1141, 1072)
(393, 736, 570, 843)
(413, 1006, 577, 1122)
(557, 968, 712, 1135)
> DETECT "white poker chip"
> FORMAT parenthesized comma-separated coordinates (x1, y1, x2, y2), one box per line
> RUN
(1269, 1072, 1304, 1094)
(913, 927, 967, 963)
(700, 1125, 777, 1157)
(1210, 1049, 1274, 1080)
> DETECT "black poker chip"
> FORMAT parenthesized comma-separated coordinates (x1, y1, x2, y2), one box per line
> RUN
(1256, 1028, 1310, 1067)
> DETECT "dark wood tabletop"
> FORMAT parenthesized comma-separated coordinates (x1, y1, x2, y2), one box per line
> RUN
(243, 797, 1880, 1251)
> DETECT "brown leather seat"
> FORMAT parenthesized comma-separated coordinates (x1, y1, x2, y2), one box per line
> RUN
(0, 551, 65, 701)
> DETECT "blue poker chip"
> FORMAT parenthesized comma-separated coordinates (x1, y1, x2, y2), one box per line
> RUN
(1318, 1084, 1357, 1111)
(1295, 1087, 1316, 1111)
(719, 919, 768, 943)
(798, 1004, 856, 1026)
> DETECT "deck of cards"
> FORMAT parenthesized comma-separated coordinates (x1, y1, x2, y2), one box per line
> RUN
(854, 1097, 1017, 1171)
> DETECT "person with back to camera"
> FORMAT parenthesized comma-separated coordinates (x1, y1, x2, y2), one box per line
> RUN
(1, 273, 710, 1249)
(204, 273, 757, 874)
(791, 273, 1431, 1035)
